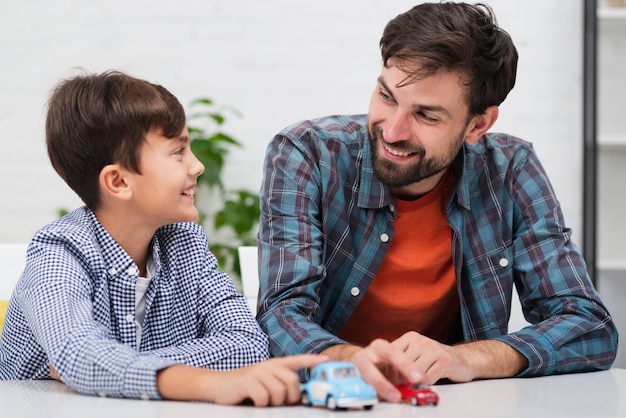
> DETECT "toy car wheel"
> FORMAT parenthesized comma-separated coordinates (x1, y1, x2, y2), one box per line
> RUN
(411, 396, 419, 406)
(301, 391, 311, 406)
(326, 395, 337, 410)
(364, 405, 374, 410)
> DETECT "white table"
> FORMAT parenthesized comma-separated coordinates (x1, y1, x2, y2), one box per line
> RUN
(1, 368, 624, 417)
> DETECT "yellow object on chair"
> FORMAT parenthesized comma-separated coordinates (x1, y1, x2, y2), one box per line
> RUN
(0, 299, 9, 335)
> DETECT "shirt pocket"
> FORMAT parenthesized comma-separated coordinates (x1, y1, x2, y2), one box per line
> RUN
(463, 245, 514, 333)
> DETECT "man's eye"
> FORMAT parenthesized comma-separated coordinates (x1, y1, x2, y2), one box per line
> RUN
(417, 112, 437, 123)
(175, 147, 185, 155)
(378, 90, 393, 102)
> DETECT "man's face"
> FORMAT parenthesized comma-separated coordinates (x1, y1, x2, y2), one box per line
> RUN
(367, 59, 475, 199)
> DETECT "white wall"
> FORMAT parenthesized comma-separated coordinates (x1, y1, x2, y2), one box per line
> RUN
(0, 0, 583, 247)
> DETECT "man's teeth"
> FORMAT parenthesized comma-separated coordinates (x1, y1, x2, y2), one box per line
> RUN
(384, 143, 411, 157)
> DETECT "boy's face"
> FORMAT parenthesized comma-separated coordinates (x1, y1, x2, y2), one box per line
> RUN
(127, 127, 204, 227)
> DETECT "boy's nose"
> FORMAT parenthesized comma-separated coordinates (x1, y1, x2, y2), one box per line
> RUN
(190, 154, 205, 177)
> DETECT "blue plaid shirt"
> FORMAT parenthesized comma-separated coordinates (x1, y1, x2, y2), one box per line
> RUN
(0, 207, 269, 398)
(257, 114, 618, 377)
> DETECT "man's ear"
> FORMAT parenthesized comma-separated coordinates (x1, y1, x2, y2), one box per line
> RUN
(465, 106, 499, 145)
(99, 164, 132, 201)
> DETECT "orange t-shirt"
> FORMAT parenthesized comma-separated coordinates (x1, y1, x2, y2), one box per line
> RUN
(339, 169, 459, 345)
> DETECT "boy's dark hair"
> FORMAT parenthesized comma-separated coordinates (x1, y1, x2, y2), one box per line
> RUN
(380, 2, 518, 116)
(46, 70, 186, 210)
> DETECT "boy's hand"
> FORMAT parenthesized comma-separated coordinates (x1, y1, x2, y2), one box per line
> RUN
(48, 362, 62, 381)
(209, 355, 327, 406)
(157, 354, 327, 406)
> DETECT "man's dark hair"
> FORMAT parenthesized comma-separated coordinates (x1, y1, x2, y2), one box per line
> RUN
(380, 2, 518, 116)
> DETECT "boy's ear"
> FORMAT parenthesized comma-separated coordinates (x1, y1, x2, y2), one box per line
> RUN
(465, 105, 499, 145)
(99, 164, 132, 201)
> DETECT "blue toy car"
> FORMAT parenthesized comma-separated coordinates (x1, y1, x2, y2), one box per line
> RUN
(301, 361, 378, 410)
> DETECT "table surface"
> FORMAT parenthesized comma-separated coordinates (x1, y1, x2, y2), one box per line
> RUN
(1, 368, 624, 418)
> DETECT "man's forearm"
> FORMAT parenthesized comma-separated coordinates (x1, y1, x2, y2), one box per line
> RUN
(320, 343, 362, 361)
(321, 338, 528, 382)
(453, 339, 528, 379)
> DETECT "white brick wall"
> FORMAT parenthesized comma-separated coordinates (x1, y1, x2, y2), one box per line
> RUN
(0, 0, 583, 244)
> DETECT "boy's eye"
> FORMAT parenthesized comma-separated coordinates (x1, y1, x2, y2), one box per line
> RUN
(175, 147, 185, 155)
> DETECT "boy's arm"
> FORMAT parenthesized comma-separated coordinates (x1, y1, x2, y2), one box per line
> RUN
(49, 351, 326, 406)
(144, 258, 270, 368)
(156, 355, 325, 405)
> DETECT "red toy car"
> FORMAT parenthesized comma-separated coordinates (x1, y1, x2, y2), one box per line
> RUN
(396, 382, 439, 406)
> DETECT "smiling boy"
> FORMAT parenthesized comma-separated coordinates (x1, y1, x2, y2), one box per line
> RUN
(0, 70, 323, 405)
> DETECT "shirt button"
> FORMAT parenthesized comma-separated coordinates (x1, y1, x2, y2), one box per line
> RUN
(127, 267, 137, 275)
(499, 258, 509, 268)
(380, 233, 390, 243)
(350, 287, 360, 296)
(140, 393, 150, 400)
(108, 267, 117, 275)
(98, 392, 107, 398)
(389, 204, 395, 213)
(125, 314, 134, 323)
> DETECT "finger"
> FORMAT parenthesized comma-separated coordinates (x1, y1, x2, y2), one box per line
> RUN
(351, 341, 405, 402)
(411, 350, 441, 384)
(256, 373, 287, 406)
(245, 357, 318, 406)
(418, 348, 458, 385)
(265, 367, 302, 406)
(357, 360, 400, 402)
(391, 331, 429, 360)
(245, 379, 272, 407)
(280, 368, 304, 405)
(378, 339, 424, 384)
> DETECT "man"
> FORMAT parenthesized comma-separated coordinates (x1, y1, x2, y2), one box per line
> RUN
(256, 2, 618, 403)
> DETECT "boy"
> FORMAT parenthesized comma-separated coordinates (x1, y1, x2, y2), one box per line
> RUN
(0, 70, 324, 405)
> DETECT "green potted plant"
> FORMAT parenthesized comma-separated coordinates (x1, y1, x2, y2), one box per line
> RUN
(187, 98, 260, 284)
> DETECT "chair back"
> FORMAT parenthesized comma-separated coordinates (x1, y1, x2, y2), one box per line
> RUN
(0, 244, 28, 332)
(238, 246, 259, 313)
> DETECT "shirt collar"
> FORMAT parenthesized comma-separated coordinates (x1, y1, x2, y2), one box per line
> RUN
(357, 131, 395, 210)
(85, 208, 163, 279)
(452, 145, 471, 211)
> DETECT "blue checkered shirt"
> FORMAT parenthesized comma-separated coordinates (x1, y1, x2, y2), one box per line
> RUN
(257, 114, 618, 377)
(0, 207, 269, 398)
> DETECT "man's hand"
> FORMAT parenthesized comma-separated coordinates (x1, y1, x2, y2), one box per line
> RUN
(321, 332, 528, 402)
(321, 339, 423, 402)
(391, 331, 527, 384)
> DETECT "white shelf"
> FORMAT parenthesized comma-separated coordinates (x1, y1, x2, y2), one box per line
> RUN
(598, 260, 626, 271)
(598, 133, 626, 147)
(598, 7, 626, 19)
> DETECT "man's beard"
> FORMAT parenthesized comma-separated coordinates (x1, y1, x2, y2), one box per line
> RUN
(368, 123, 464, 188)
